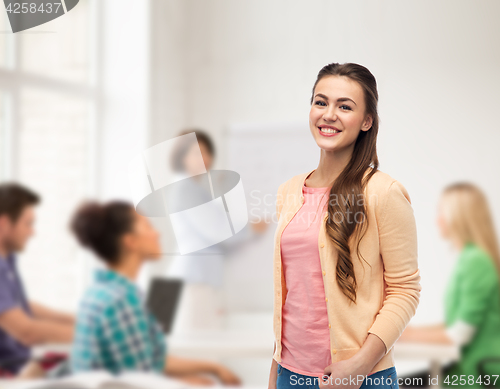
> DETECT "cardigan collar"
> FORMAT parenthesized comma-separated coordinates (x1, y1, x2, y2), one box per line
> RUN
(292, 166, 374, 221)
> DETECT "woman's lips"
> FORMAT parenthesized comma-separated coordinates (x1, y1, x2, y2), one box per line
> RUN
(318, 126, 342, 137)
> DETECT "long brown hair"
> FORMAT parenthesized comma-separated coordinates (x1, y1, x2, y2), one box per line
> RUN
(310, 62, 380, 304)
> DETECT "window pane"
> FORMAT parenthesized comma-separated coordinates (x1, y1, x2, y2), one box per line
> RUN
(19, 1, 90, 83)
(17, 88, 90, 311)
(0, 10, 9, 67)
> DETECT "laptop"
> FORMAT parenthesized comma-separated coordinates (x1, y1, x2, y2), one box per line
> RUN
(146, 277, 184, 334)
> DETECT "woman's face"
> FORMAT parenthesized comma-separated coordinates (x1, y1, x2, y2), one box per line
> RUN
(309, 75, 373, 154)
(128, 211, 162, 260)
(184, 141, 213, 174)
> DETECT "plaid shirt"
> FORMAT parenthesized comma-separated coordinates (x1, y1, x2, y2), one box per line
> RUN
(70, 268, 166, 374)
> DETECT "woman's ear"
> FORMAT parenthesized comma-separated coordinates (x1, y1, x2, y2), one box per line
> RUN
(120, 232, 136, 253)
(361, 114, 373, 132)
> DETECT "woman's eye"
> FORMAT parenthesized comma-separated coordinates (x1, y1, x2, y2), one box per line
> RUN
(315, 100, 326, 106)
(340, 104, 352, 111)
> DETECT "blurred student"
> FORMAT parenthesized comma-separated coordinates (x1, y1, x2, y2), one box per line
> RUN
(69, 200, 242, 386)
(399, 182, 500, 388)
(0, 183, 74, 377)
(166, 129, 268, 333)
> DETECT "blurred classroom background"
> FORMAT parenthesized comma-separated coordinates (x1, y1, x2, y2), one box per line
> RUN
(0, 0, 500, 386)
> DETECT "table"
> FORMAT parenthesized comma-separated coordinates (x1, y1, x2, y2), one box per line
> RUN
(166, 329, 275, 358)
(30, 332, 460, 388)
(394, 341, 460, 389)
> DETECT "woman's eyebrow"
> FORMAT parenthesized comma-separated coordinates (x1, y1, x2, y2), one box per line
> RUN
(337, 97, 357, 106)
(315, 93, 357, 106)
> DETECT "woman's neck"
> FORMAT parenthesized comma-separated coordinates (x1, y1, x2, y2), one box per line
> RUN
(312, 147, 354, 187)
(453, 238, 466, 252)
(110, 253, 143, 282)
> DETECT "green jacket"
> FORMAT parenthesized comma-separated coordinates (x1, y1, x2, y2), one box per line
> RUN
(442, 242, 500, 388)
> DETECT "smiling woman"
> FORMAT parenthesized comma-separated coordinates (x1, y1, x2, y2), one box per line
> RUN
(268, 63, 421, 389)
(314, 92, 359, 137)
(309, 73, 375, 164)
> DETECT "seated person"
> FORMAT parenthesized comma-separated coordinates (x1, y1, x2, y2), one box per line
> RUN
(69, 200, 241, 386)
(399, 182, 500, 388)
(0, 183, 75, 377)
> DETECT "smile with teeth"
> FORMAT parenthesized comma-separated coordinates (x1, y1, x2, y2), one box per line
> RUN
(319, 127, 341, 134)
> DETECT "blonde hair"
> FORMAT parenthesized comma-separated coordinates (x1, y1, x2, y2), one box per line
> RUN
(440, 182, 500, 280)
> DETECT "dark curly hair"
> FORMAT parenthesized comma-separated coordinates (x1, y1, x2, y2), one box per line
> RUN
(70, 201, 135, 265)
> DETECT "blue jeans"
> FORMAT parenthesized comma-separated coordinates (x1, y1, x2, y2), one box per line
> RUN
(276, 364, 400, 389)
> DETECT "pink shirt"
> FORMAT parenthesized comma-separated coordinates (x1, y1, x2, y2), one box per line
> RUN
(273, 168, 421, 375)
(280, 183, 332, 377)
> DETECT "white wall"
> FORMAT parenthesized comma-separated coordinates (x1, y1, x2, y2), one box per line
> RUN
(99, 0, 151, 201)
(79, 0, 152, 284)
(149, 0, 500, 324)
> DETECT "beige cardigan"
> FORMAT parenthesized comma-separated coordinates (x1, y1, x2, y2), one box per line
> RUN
(272, 167, 421, 374)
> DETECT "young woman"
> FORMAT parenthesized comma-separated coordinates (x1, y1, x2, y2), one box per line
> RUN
(268, 62, 421, 389)
(69, 200, 242, 386)
(399, 182, 500, 388)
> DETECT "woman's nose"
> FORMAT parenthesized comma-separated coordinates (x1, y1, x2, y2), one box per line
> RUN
(323, 108, 338, 122)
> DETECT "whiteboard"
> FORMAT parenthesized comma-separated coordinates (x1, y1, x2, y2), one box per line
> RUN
(222, 120, 320, 311)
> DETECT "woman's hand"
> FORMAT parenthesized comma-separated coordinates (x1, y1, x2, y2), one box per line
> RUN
(318, 356, 370, 389)
(16, 360, 46, 379)
(250, 219, 269, 234)
(213, 364, 242, 386)
(177, 374, 218, 386)
(165, 355, 241, 386)
(319, 333, 385, 388)
(398, 323, 454, 344)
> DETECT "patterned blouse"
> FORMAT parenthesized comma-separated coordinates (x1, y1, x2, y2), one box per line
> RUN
(70, 268, 166, 374)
